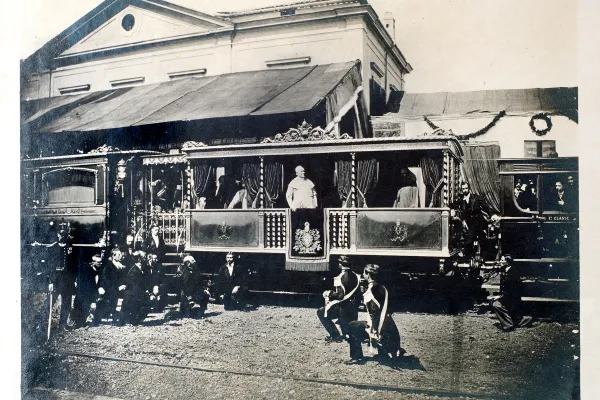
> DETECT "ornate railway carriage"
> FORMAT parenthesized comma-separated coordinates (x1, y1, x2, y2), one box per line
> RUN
(21, 148, 160, 289)
(139, 125, 465, 291)
(495, 157, 579, 301)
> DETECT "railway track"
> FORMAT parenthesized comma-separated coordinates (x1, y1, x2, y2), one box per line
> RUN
(46, 350, 515, 400)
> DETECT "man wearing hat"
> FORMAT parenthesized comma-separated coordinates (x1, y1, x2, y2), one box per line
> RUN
(216, 252, 248, 310)
(346, 264, 402, 364)
(317, 255, 361, 343)
(45, 224, 77, 331)
(179, 255, 210, 318)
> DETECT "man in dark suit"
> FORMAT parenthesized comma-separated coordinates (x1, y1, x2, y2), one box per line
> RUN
(317, 255, 360, 343)
(120, 251, 151, 325)
(144, 224, 166, 264)
(346, 264, 402, 364)
(179, 255, 210, 318)
(452, 182, 491, 258)
(71, 253, 102, 328)
(216, 252, 248, 310)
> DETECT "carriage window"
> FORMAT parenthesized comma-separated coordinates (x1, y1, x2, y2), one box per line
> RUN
(44, 169, 96, 206)
(543, 173, 578, 212)
(513, 174, 538, 212)
(149, 165, 185, 213)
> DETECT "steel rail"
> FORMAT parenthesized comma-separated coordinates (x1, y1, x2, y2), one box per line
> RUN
(55, 350, 517, 400)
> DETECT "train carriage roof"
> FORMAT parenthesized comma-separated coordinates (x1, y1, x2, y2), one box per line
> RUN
(174, 134, 464, 160)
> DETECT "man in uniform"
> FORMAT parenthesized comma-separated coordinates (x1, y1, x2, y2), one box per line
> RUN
(286, 165, 318, 211)
(179, 255, 210, 318)
(346, 264, 402, 364)
(317, 255, 360, 343)
(216, 252, 248, 310)
(45, 224, 77, 331)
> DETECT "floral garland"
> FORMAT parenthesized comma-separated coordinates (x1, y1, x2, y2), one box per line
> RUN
(423, 110, 506, 140)
(529, 113, 552, 136)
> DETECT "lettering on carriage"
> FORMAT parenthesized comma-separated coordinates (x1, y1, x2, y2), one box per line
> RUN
(34, 207, 102, 215)
(548, 215, 570, 221)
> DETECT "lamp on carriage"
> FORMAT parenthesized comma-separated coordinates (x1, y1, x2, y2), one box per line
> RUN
(115, 159, 127, 197)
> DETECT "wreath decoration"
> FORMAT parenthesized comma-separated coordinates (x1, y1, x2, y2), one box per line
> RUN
(529, 113, 552, 136)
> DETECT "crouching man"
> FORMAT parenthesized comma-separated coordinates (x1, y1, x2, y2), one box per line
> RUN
(179, 255, 210, 318)
(317, 255, 360, 343)
(216, 252, 248, 310)
(490, 256, 532, 331)
(346, 264, 402, 364)
(120, 251, 151, 325)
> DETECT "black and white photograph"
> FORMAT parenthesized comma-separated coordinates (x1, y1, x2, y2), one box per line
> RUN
(12, 0, 595, 398)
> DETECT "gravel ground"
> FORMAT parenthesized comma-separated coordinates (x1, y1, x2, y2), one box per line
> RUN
(23, 303, 580, 400)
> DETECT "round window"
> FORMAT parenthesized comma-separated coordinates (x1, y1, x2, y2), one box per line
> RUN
(122, 14, 135, 31)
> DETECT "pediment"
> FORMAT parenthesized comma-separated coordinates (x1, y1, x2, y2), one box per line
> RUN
(59, 3, 231, 57)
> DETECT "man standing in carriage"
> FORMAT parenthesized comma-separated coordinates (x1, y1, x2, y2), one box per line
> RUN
(286, 165, 318, 211)
(451, 181, 494, 258)
(346, 264, 402, 364)
(317, 255, 361, 343)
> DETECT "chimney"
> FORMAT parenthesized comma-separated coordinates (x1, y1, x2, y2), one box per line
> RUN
(383, 12, 395, 41)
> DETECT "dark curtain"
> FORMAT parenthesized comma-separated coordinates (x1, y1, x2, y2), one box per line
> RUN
(334, 159, 352, 206)
(192, 163, 214, 206)
(334, 158, 378, 207)
(461, 144, 501, 213)
(263, 161, 283, 208)
(420, 157, 443, 207)
(356, 158, 378, 207)
(242, 163, 260, 203)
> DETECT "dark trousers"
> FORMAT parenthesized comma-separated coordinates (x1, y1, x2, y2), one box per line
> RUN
(180, 290, 209, 318)
(347, 318, 401, 360)
(223, 287, 247, 310)
(121, 291, 149, 325)
(53, 279, 75, 329)
(491, 296, 522, 330)
(317, 302, 357, 339)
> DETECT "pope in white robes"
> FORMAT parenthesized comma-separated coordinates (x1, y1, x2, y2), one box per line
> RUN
(286, 165, 318, 211)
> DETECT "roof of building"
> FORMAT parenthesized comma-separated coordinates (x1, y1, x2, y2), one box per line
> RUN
(22, 61, 360, 133)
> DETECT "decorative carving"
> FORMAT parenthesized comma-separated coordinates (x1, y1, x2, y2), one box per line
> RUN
(262, 121, 352, 143)
(218, 221, 232, 240)
(293, 221, 322, 254)
(142, 155, 187, 165)
(182, 141, 208, 149)
(390, 220, 408, 243)
(88, 144, 120, 154)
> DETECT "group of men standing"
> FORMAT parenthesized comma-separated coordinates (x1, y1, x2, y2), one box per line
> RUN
(317, 256, 403, 364)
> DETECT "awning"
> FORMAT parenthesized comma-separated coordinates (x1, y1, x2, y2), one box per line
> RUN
(385, 87, 578, 120)
(23, 61, 362, 133)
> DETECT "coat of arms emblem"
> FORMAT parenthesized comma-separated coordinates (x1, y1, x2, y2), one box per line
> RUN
(294, 222, 322, 254)
(390, 220, 408, 243)
(218, 221, 232, 240)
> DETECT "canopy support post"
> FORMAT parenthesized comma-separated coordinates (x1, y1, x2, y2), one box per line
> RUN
(259, 156, 265, 209)
(351, 153, 356, 208)
(443, 151, 450, 207)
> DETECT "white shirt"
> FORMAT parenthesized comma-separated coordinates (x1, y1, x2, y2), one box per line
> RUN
(227, 263, 234, 277)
